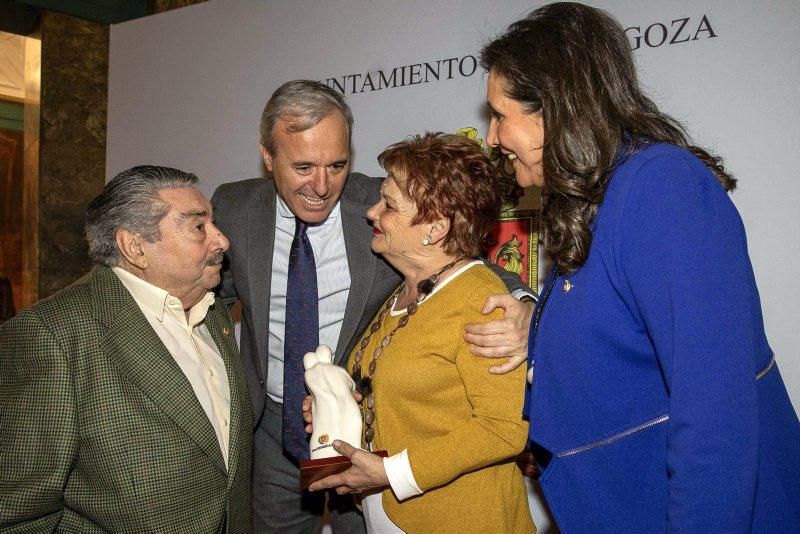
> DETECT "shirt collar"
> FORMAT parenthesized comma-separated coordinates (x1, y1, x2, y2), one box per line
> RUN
(112, 266, 215, 326)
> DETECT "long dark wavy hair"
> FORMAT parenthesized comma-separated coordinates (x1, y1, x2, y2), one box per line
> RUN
(480, 2, 735, 274)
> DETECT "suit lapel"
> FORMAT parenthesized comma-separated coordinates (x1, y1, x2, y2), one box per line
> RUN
(247, 182, 276, 376)
(205, 302, 244, 489)
(335, 177, 379, 364)
(91, 266, 227, 475)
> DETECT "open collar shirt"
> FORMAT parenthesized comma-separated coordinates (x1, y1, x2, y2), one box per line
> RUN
(113, 266, 231, 467)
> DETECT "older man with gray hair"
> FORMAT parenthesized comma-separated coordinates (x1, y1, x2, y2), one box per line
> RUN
(0, 165, 252, 532)
(212, 80, 535, 532)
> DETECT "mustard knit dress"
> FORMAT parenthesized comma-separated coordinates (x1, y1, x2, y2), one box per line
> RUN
(349, 263, 534, 533)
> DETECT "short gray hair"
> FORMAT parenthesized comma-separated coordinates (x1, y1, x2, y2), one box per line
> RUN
(259, 79, 354, 154)
(85, 165, 199, 267)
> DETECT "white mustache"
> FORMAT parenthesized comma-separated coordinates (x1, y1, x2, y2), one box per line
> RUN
(204, 253, 224, 266)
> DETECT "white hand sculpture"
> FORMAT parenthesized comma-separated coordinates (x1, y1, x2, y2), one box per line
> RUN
(303, 345, 363, 459)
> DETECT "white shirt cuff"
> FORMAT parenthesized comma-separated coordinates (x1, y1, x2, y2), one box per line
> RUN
(511, 288, 537, 302)
(383, 449, 423, 501)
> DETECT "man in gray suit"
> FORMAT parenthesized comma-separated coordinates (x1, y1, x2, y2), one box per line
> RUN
(211, 80, 534, 533)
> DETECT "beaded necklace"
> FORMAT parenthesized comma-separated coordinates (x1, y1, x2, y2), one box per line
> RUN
(351, 257, 464, 444)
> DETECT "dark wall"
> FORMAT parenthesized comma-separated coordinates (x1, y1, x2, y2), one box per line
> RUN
(0, 127, 24, 315)
(36, 11, 108, 298)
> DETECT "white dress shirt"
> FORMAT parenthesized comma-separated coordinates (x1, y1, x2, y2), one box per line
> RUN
(266, 198, 351, 403)
(113, 267, 232, 467)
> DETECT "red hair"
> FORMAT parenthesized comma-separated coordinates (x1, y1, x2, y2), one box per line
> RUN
(378, 132, 499, 257)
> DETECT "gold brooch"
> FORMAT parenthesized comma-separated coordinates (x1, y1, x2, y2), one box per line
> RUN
(223, 327, 230, 336)
(563, 280, 573, 293)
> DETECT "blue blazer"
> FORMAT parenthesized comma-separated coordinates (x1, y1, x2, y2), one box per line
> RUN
(527, 144, 800, 532)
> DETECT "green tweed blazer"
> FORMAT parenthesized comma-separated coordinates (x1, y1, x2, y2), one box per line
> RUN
(0, 265, 252, 533)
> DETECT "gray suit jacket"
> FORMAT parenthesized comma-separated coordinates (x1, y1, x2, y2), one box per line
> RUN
(0, 265, 252, 533)
(211, 173, 401, 423)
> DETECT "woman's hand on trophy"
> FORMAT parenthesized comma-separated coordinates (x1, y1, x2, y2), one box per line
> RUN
(308, 440, 389, 494)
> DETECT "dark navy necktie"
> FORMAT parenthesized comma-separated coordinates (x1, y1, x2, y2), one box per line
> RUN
(283, 219, 318, 462)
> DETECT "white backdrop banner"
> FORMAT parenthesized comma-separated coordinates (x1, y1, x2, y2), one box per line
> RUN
(108, 1, 800, 527)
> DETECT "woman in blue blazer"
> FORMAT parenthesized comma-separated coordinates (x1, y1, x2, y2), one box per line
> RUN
(480, 3, 800, 532)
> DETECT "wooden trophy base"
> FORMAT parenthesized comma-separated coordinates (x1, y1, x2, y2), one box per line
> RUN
(300, 450, 388, 490)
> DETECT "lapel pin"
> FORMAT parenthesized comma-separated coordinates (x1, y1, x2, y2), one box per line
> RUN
(223, 327, 231, 336)
(563, 280, 573, 293)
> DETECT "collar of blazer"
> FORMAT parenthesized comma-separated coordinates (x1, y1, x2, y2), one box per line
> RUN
(246, 174, 381, 366)
(336, 173, 380, 363)
(89, 264, 238, 477)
